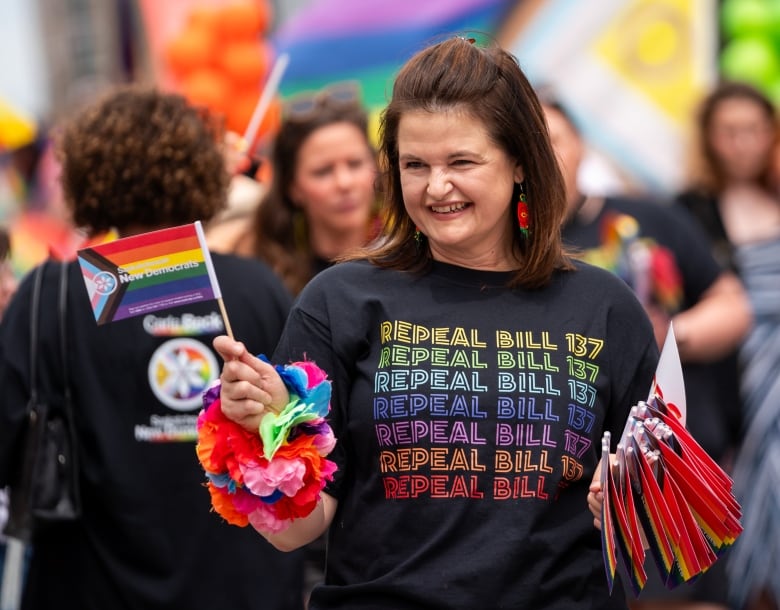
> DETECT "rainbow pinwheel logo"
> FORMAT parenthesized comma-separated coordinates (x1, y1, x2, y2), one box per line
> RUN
(93, 271, 118, 295)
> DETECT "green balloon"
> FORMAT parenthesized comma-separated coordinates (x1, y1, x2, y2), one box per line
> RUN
(763, 77, 780, 106)
(720, 36, 780, 87)
(721, 0, 774, 38)
(768, 1, 780, 44)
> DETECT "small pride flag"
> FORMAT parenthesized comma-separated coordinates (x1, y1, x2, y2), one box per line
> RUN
(599, 324, 742, 596)
(77, 221, 231, 334)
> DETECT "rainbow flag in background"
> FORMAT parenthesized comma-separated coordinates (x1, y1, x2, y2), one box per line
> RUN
(77, 221, 221, 325)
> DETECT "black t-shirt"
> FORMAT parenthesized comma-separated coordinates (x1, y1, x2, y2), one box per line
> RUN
(273, 259, 659, 610)
(0, 253, 304, 610)
(675, 189, 736, 272)
(562, 196, 720, 312)
(562, 196, 741, 461)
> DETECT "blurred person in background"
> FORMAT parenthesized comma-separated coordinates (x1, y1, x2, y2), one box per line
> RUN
(541, 94, 753, 610)
(0, 87, 305, 610)
(0, 226, 17, 319)
(208, 82, 380, 297)
(677, 81, 780, 610)
(0, 224, 19, 593)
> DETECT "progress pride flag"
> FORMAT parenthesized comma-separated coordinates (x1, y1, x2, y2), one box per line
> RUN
(77, 221, 221, 325)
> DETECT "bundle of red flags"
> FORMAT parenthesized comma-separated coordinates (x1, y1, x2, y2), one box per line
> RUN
(600, 327, 742, 595)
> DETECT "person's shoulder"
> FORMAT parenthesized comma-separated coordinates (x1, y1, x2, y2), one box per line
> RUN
(674, 187, 721, 217)
(562, 262, 650, 322)
(307, 259, 378, 284)
(210, 252, 292, 299)
(605, 194, 679, 223)
(675, 185, 715, 204)
(298, 259, 391, 304)
(211, 251, 278, 279)
(568, 258, 622, 281)
(566, 259, 639, 298)
(605, 194, 708, 239)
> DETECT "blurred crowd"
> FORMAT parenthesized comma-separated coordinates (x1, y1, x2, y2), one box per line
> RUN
(0, 37, 778, 610)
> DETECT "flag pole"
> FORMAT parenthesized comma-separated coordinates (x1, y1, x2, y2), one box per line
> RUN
(243, 52, 290, 153)
(194, 221, 234, 340)
(214, 54, 290, 338)
(217, 299, 234, 340)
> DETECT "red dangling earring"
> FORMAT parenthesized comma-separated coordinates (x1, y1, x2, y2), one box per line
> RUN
(517, 183, 530, 238)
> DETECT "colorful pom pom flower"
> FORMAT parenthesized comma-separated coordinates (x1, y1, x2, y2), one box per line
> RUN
(196, 359, 337, 534)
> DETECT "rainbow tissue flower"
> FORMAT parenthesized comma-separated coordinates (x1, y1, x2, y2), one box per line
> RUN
(196, 359, 337, 534)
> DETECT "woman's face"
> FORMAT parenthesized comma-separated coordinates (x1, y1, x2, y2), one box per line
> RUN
(289, 122, 376, 236)
(398, 108, 523, 270)
(708, 97, 775, 182)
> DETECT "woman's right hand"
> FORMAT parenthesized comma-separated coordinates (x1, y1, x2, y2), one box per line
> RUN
(212, 335, 290, 431)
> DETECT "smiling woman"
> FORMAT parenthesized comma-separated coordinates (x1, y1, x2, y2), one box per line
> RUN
(210, 36, 661, 610)
(398, 107, 522, 270)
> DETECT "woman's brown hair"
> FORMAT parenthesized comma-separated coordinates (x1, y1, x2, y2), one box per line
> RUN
(252, 97, 374, 295)
(351, 36, 573, 288)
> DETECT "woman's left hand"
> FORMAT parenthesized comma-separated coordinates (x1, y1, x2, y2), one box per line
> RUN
(587, 459, 606, 531)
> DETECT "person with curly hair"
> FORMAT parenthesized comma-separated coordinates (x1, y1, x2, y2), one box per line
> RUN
(0, 87, 305, 610)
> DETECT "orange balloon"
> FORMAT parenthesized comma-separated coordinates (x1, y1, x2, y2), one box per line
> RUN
(180, 69, 232, 115)
(225, 92, 260, 134)
(166, 26, 216, 76)
(186, 6, 219, 31)
(216, 2, 272, 40)
(224, 91, 281, 142)
(220, 41, 270, 86)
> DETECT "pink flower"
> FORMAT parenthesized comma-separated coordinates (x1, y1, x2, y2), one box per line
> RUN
(249, 505, 292, 534)
(241, 458, 307, 498)
(294, 360, 329, 388)
(313, 426, 337, 456)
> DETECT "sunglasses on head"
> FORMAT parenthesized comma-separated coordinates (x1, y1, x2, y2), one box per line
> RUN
(284, 81, 362, 120)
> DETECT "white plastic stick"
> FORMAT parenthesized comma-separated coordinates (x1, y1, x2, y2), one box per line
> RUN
(0, 538, 26, 610)
(243, 52, 290, 149)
